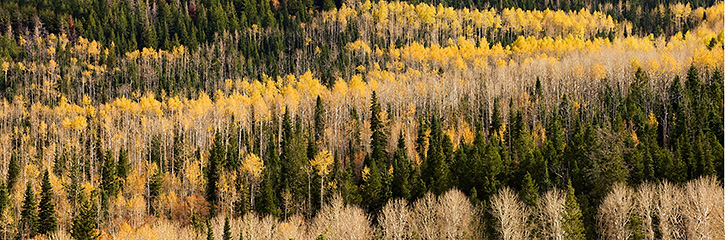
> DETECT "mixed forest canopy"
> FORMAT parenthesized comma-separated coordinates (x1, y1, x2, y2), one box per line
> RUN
(0, 0, 723, 239)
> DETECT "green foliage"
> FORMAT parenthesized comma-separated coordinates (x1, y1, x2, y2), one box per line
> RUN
(370, 91, 388, 167)
(207, 132, 225, 217)
(519, 172, 538, 206)
(117, 148, 130, 180)
(7, 152, 19, 191)
(563, 181, 585, 240)
(38, 170, 58, 236)
(20, 182, 38, 238)
(149, 166, 164, 215)
(100, 150, 119, 198)
(223, 216, 232, 240)
(71, 192, 99, 240)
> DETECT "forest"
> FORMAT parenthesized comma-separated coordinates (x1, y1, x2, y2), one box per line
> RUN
(0, 0, 723, 239)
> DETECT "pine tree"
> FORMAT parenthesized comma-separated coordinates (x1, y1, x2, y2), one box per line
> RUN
(562, 181, 585, 240)
(38, 170, 58, 235)
(370, 91, 388, 167)
(223, 216, 232, 240)
(519, 172, 539, 206)
(363, 160, 383, 213)
(207, 132, 224, 217)
(392, 138, 411, 200)
(20, 182, 38, 239)
(0, 181, 7, 215)
(149, 166, 163, 215)
(314, 95, 325, 146)
(7, 152, 19, 191)
(71, 192, 99, 240)
(100, 150, 118, 198)
(117, 147, 130, 180)
(206, 220, 215, 240)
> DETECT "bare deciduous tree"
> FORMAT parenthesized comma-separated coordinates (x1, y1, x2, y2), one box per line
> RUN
(411, 192, 439, 240)
(635, 182, 656, 240)
(380, 198, 411, 240)
(597, 182, 634, 240)
(490, 187, 530, 240)
(437, 189, 474, 239)
(656, 181, 685, 240)
(682, 177, 724, 240)
(538, 188, 566, 240)
(311, 194, 372, 240)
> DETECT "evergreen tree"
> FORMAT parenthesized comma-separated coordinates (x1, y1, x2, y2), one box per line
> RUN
(206, 220, 214, 240)
(7, 152, 19, 191)
(100, 150, 118, 198)
(392, 136, 411, 200)
(38, 170, 58, 236)
(362, 160, 383, 213)
(370, 91, 388, 167)
(20, 182, 38, 239)
(117, 148, 130, 180)
(207, 132, 224, 217)
(519, 172, 539, 206)
(71, 193, 99, 240)
(223, 216, 232, 240)
(563, 181, 585, 240)
(0, 181, 7, 215)
(149, 166, 163, 215)
(314, 95, 326, 145)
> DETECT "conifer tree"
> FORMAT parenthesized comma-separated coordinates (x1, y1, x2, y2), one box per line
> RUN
(314, 95, 326, 146)
(370, 91, 388, 167)
(519, 172, 539, 206)
(38, 170, 58, 235)
(392, 136, 411, 200)
(100, 150, 118, 198)
(20, 182, 38, 239)
(149, 166, 164, 215)
(207, 132, 224, 217)
(7, 152, 19, 191)
(117, 148, 130, 180)
(206, 220, 214, 240)
(563, 181, 585, 240)
(363, 160, 383, 213)
(71, 192, 99, 240)
(223, 216, 232, 240)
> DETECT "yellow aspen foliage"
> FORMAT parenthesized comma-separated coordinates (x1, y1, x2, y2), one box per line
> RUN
(310, 150, 334, 176)
(242, 153, 265, 179)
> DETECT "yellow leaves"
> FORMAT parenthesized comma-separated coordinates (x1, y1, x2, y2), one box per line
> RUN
(1, 61, 8, 72)
(139, 93, 163, 117)
(631, 130, 640, 147)
(647, 111, 659, 128)
(310, 150, 334, 176)
(591, 64, 607, 80)
(71, 116, 87, 131)
(362, 166, 371, 182)
(242, 153, 265, 179)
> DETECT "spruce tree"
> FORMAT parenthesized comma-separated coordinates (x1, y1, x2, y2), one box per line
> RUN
(363, 160, 383, 213)
(20, 182, 38, 239)
(519, 172, 539, 206)
(71, 192, 99, 240)
(563, 181, 585, 240)
(0, 181, 7, 215)
(207, 132, 224, 217)
(314, 95, 325, 145)
(100, 150, 118, 198)
(206, 220, 214, 240)
(117, 147, 130, 180)
(223, 216, 231, 240)
(38, 170, 58, 235)
(370, 91, 388, 167)
(149, 166, 164, 215)
(7, 152, 19, 191)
